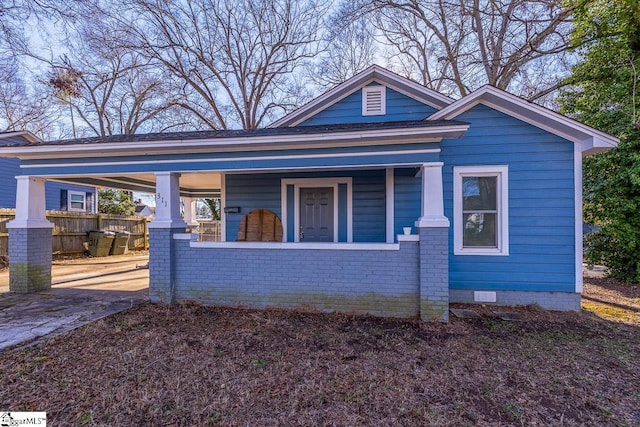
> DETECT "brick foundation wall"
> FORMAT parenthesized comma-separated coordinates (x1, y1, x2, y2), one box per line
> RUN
(449, 289, 581, 311)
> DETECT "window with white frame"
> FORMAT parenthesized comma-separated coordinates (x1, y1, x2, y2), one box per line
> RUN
(453, 166, 509, 255)
(68, 190, 87, 212)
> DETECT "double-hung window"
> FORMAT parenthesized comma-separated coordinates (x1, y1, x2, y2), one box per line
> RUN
(454, 166, 509, 255)
(68, 190, 87, 212)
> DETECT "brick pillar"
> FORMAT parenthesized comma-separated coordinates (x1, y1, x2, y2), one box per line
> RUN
(418, 227, 449, 322)
(7, 176, 53, 293)
(148, 227, 185, 304)
(8, 227, 53, 292)
(415, 163, 450, 322)
(148, 172, 187, 304)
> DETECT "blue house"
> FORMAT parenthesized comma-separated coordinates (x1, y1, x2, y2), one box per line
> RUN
(0, 131, 96, 213)
(0, 66, 618, 321)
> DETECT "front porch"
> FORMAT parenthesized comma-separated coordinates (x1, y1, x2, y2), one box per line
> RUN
(8, 163, 453, 321)
(2, 121, 466, 321)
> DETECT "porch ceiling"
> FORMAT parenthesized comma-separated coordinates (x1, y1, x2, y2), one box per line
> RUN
(53, 172, 222, 198)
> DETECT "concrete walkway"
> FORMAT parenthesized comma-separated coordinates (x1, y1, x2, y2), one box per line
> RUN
(0, 255, 149, 351)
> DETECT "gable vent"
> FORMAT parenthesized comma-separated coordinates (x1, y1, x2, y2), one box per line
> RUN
(362, 86, 386, 116)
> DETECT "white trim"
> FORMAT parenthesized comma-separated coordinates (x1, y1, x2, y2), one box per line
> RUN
(282, 177, 352, 243)
(280, 180, 288, 242)
(67, 190, 87, 212)
(3, 125, 466, 160)
(429, 85, 619, 153)
(269, 65, 453, 128)
(22, 162, 440, 177)
(362, 86, 386, 116)
(19, 147, 443, 169)
(172, 233, 198, 240)
(415, 162, 450, 228)
(386, 168, 395, 243)
(147, 220, 188, 229)
(574, 145, 583, 293)
(8, 176, 52, 228)
(220, 173, 226, 242)
(453, 165, 509, 256)
(149, 172, 187, 230)
(397, 234, 419, 242)
(6, 219, 54, 229)
(190, 241, 400, 251)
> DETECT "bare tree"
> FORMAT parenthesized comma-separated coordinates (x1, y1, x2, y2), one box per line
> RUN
(312, 18, 378, 88)
(0, 59, 59, 138)
(116, 0, 329, 129)
(338, 0, 580, 99)
(42, 10, 187, 137)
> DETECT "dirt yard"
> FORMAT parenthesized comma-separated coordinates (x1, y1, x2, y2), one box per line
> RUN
(1, 276, 639, 426)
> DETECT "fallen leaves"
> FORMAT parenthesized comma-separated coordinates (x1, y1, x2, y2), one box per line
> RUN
(0, 283, 638, 426)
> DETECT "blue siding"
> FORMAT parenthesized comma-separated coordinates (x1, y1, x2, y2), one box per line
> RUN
(394, 168, 421, 238)
(225, 171, 387, 243)
(21, 143, 441, 176)
(441, 104, 576, 293)
(45, 181, 97, 212)
(0, 158, 95, 211)
(286, 184, 295, 242)
(0, 158, 20, 208)
(352, 170, 386, 242)
(299, 86, 438, 126)
(338, 183, 347, 241)
(225, 174, 282, 242)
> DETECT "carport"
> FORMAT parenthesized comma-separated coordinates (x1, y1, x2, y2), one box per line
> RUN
(0, 130, 224, 294)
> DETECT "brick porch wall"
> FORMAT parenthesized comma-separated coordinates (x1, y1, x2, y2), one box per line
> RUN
(166, 239, 422, 318)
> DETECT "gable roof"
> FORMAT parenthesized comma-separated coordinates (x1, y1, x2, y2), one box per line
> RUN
(269, 65, 454, 128)
(428, 85, 619, 155)
(0, 130, 40, 144)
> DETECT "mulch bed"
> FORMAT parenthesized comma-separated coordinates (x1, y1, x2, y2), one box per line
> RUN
(1, 279, 639, 426)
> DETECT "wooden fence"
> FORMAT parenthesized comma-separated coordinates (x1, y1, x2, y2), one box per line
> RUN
(0, 209, 148, 256)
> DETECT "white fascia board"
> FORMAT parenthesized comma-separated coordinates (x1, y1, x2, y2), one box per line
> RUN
(1, 125, 469, 160)
(269, 64, 454, 128)
(428, 86, 619, 152)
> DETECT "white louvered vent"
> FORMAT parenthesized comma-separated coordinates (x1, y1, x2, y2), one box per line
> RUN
(362, 86, 386, 116)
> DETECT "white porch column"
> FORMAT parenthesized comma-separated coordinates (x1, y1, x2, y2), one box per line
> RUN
(8, 176, 53, 228)
(182, 197, 199, 228)
(150, 172, 187, 229)
(414, 163, 450, 322)
(7, 176, 54, 292)
(415, 162, 450, 228)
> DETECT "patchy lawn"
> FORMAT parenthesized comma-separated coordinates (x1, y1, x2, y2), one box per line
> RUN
(1, 280, 639, 426)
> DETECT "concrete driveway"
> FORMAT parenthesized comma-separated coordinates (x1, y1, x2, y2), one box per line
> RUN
(0, 254, 149, 351)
